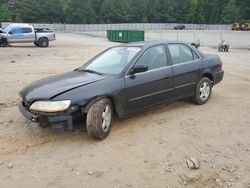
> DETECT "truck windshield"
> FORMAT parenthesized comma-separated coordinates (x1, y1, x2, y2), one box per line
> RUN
(3, 26, 10, 33)
(78, 47, 141, 75)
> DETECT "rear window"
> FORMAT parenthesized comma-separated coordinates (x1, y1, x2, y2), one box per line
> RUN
(22, 27, 32, 33)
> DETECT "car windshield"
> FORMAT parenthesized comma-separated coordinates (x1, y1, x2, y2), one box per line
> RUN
(78, 46, 141, 75)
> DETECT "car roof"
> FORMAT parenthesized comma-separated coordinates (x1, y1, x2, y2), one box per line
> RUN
(118, 40, 204, 57)
(6, 23, 32, 28)
(119, 40, 189, 48)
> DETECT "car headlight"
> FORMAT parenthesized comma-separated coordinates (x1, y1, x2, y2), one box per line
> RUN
(29, 100, 71, 112)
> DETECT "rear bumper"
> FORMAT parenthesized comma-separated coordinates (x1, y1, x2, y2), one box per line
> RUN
(214, 70, 224, 85)
(19, 102, 74, 133)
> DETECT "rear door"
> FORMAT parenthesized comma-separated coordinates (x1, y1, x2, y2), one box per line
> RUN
(21, 27, 35, 42)
(167, 43, 202, 97)
(124, 44, 173, 113)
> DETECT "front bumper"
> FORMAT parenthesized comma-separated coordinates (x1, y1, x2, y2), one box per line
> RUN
(214, 70, 224, 85)
(19, 102, 74, 133)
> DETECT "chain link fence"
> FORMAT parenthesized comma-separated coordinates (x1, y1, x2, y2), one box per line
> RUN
(1, 22, 231, 32)
(3, 22, 247, 48)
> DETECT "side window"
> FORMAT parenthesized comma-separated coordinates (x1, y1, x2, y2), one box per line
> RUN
(168, 44, 197, 65)
(192, 51, 200, 60)
(10, 27, 22, 34)
(22, 27, 32, 33)
(135, 45, 167, 70)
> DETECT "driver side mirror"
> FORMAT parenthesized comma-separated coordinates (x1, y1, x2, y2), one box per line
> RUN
(8, 31, 13, 34)
(129, 64, 148, 75)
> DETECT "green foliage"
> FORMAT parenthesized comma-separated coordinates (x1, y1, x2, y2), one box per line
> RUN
(65, 0, 96, 24)
(0, 3, 11, 22)
(220, 0, 238, 23)
(0, 0, 249, 24)
(15, 0, 64, 23)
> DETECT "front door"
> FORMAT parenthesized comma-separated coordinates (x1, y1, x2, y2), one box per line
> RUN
(7, 27, 24, 43)
(124, 45, 173, 113)
(7, 27, 34, 43)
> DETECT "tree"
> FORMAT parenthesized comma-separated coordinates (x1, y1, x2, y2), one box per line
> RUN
(65, 0, 96, 23)
(0, 0, 249, 24)
(0, 3, 11, 22)
(16, 0, 64, 23)
(220, 0, 238, 23)
(99, 0, 115, 23)
(130, 0, 147, 22)
(159, 0, 176, 23)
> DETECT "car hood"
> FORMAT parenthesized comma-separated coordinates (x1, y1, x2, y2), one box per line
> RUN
(20, 71, 108, 103)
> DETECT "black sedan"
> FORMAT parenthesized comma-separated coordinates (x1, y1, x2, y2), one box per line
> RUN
(19, 41, 224, 140)
(174, 25, 185, 30)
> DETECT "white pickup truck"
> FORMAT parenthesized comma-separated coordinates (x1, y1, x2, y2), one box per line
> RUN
(0, 23, 56, 47)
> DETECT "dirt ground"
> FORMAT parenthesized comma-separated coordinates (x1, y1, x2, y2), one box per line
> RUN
(0, 32, 250, 188)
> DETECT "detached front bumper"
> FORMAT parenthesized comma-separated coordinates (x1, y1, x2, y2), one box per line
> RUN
(19, 102, 75, 133)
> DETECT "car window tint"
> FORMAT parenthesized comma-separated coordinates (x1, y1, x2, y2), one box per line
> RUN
(168, 44, 194, 65)
(22, 27, 32, 33)
(136, 45, 167, 70)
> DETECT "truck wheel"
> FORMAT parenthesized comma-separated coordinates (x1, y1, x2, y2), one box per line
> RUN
(0, 39, 8, 47)
(193, 77, 212, 105)
(86, 98, 113, 140)
(38, 38, 49, 47)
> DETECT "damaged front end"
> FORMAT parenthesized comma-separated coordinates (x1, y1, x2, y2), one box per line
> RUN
(19, 100, 79, 133)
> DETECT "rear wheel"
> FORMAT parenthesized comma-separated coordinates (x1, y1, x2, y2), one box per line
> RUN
(193, 77, 212, 105)
(38, 38, 49, 47)
(86, 98, 113, 140)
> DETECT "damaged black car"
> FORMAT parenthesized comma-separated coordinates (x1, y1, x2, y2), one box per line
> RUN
(19, 41, 224, 140)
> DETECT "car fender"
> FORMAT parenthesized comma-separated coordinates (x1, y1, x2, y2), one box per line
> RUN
(200, 69, 214, 83)
(82, 95, 123, 116)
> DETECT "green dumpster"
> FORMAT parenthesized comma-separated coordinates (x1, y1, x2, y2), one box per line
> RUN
(107, 30, 144, 43)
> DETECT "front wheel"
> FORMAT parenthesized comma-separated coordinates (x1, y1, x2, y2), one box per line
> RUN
(193, 77, 212, 105)
(0, 38, 8, 47)
(86, 98, 113, 140)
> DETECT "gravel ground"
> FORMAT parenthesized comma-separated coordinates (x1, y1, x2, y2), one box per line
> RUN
(0, 32, 250, 188)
